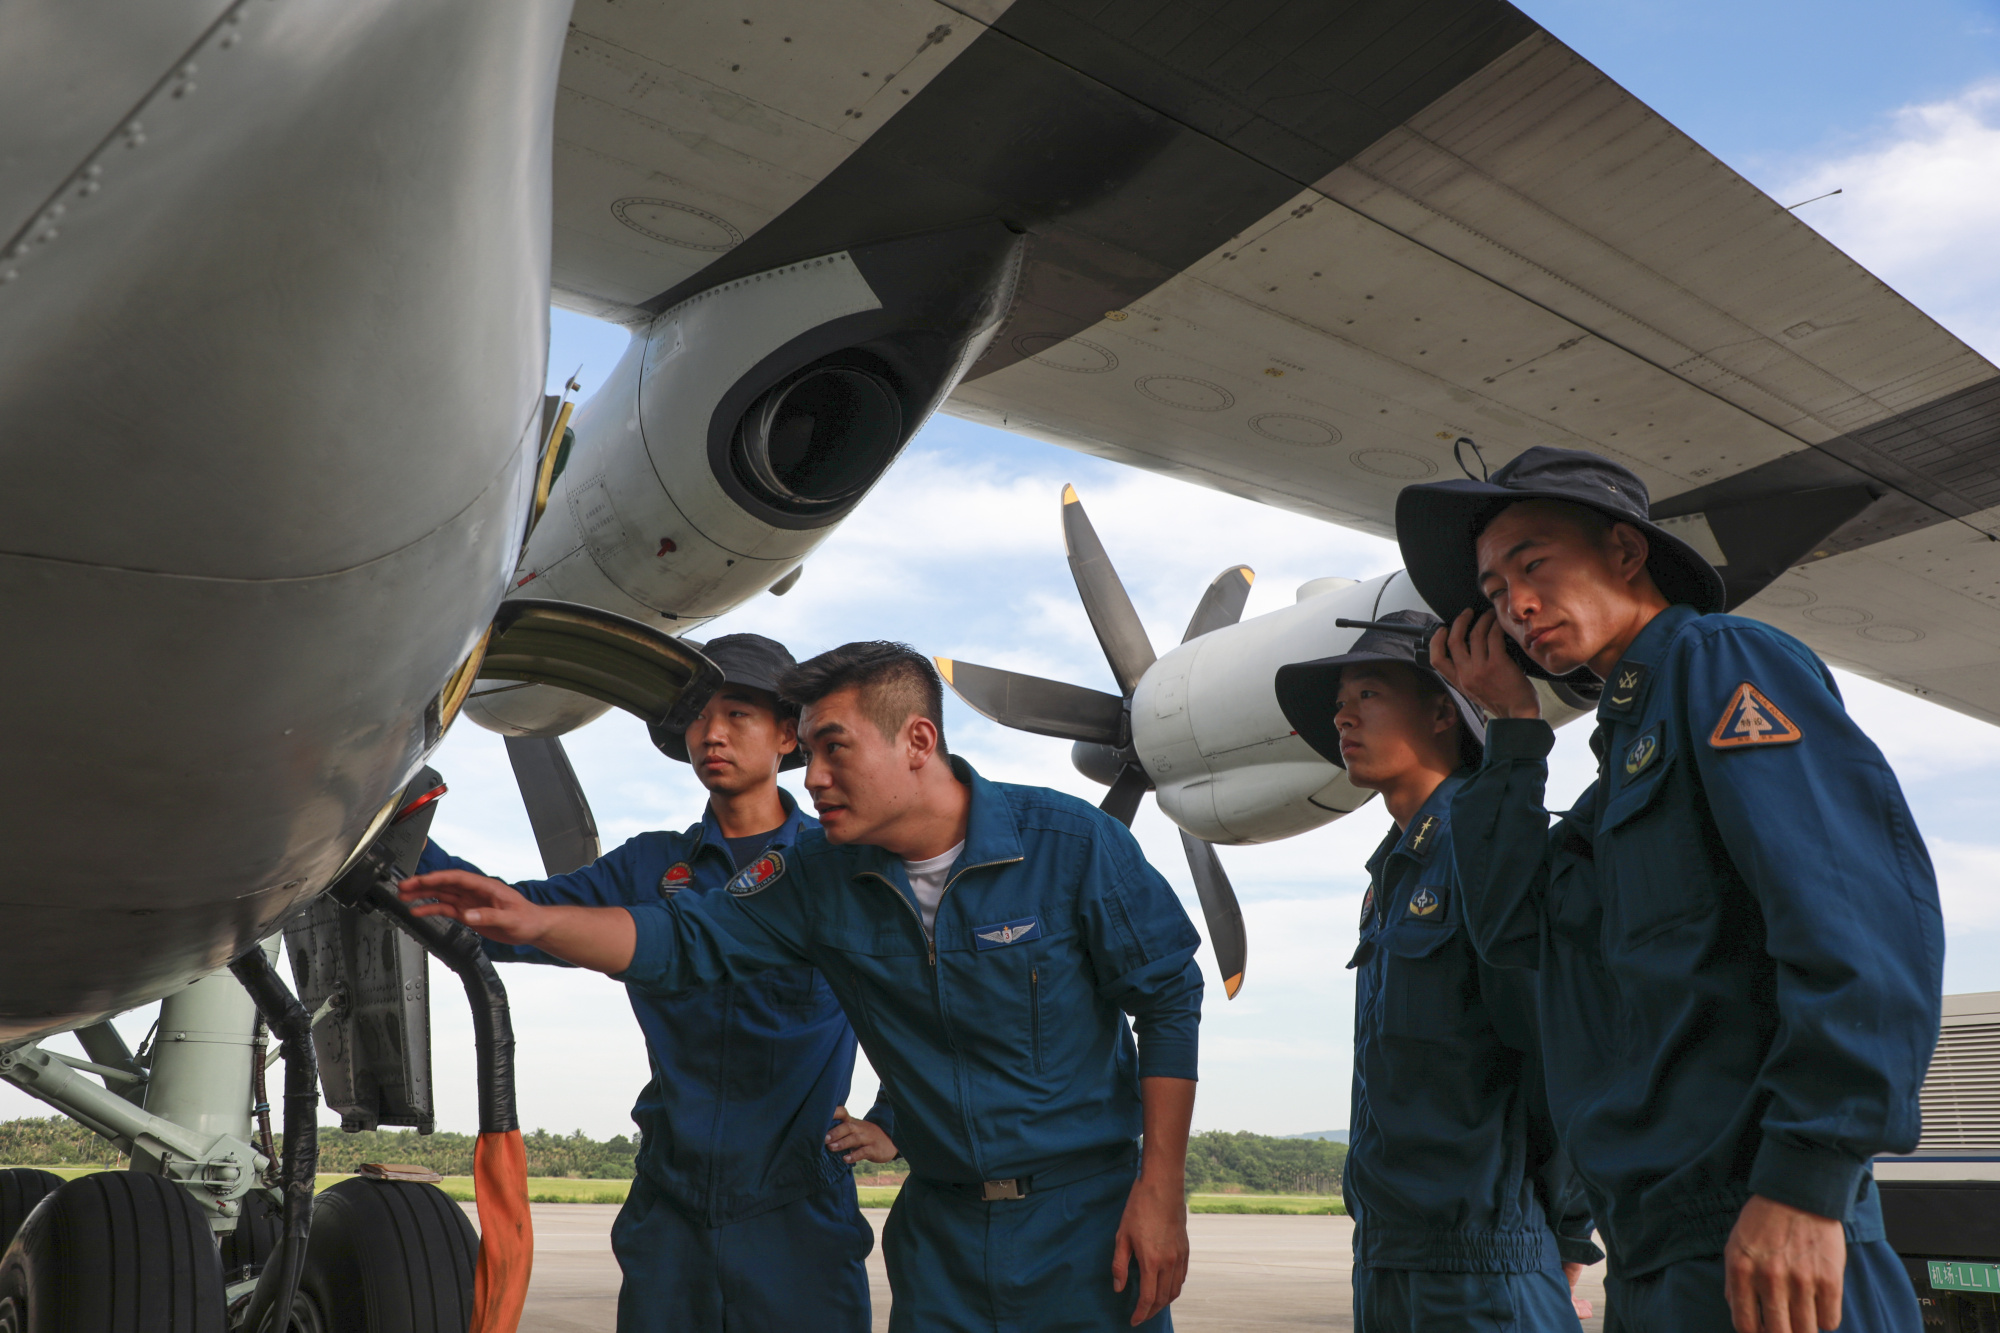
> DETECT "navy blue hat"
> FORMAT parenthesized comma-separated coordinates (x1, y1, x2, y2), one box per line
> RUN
(651, 633, 804, 770)
(1395, 444, 1726, 637)
(1275, 610, 1485, 771)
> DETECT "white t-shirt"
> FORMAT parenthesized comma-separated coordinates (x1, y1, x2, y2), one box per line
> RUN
(903, 841, 965, 934)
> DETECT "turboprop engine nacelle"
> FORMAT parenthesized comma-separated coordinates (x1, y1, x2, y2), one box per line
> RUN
(468, 222, 1024, 737)
(1131, 569, 1589, 845)
(1129, 571, 1419, 844)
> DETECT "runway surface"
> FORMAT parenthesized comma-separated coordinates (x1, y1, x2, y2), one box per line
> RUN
(488, 1204, 1612, 1330)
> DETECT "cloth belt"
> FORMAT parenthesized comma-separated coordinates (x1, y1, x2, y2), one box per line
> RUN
(926, 1141, 1138, 1203)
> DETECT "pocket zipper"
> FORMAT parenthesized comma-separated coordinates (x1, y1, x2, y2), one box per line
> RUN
(1030, 967, 1042, 1074)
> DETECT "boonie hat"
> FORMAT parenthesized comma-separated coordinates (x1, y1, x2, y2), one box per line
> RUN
(1393, 446, 1725, 679)
(651, 633, 805, 770)
(1274, 609, 1485, 771)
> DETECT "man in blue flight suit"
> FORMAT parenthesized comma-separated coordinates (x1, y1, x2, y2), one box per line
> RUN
(416, 634, 895, 1333)
(403, 641, 1204, 1332)
(1399, 446, 1943, 1333)
(1276, 609, 1600, 1331)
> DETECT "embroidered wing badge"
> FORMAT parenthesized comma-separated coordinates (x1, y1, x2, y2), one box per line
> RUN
(659, 862, 693, 899)
(1407, 887, 1443, 918)
(1710, 683, 1803, 749)
(726, 852, 785, 898)
(973, 918, 1042, 950)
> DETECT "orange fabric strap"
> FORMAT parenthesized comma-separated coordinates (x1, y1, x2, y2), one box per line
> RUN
(471, 1130, 534, 1333)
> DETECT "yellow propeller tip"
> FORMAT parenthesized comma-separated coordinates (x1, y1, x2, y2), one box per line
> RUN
(1223, 973, 1245, 999)
(934, 657, 954, 684)
(1062, 483, 1078, 504)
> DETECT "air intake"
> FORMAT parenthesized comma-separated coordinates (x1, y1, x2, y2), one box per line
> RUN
(731, 353, 903, 519)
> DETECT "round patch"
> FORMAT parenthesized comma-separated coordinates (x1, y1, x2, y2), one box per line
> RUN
(1624, 734, 1659, 777)
(1407, 887, 1441, 918)
(726, 851, 786, 898)
(610, 198, 743, 252)
(1359, 886, 1375, 928)
(659, 862, 693, 899)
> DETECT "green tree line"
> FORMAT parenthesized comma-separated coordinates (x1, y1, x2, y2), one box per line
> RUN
(2, 1118, 1345, 1193)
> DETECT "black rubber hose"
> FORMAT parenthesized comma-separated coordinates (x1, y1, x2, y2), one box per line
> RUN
(228, 947, 317, 1333)
(354, 866, 518, 1135)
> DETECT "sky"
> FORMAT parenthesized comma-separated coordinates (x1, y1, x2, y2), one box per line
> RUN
(9, 0, 2000, 1143)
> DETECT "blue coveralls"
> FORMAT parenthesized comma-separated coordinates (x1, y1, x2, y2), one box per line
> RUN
(1451, 605, 1944, 1332)
(1347, 771, 1598, 1332)
(418, 789, 883, 1333)
(616, 757, 1205, 1333)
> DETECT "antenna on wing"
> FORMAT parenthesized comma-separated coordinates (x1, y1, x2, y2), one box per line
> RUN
(1453, 436, 1490, 482)
(1784, 188, 1843, 211)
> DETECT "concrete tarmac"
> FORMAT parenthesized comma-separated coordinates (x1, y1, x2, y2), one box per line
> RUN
(494, 1204, 1612, 1331)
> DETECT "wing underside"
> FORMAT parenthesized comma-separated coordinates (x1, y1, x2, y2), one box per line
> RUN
(548, 0, 2000, 723)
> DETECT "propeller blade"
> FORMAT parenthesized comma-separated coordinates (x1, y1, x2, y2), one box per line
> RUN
(937, 658, 1124, 745)
(1181, 565, 1254, 643)
(1061, 485, 1156, 695)
(1180, 830, 1248, 999)
(1100, 763, 1151, 827)
(504, 735, 602, 876)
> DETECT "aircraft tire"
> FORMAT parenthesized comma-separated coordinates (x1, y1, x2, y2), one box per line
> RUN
(0, 1170, 225, 1333)
(0, 1171, 65, 1254)
(299, 1179, 477, 1333)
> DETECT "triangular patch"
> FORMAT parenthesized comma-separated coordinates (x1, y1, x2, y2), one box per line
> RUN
(1710, 682, 1802, 749)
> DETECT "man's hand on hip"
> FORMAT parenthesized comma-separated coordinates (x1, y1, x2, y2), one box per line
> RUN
(825, 1107, 897, 1165)
(1724, 1194, 1846, 1333)
(1112, 1173, 1188, 1327)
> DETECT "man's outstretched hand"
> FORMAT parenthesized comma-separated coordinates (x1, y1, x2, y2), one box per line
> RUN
(826, 1107, 898, 1165)
(399, 870, 547, 943)
(1724, 1195, 1846, 1333)
(399, 870, 637, 973)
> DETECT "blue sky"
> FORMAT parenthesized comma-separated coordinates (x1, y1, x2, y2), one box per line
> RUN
(8, 2, 1998, 1141)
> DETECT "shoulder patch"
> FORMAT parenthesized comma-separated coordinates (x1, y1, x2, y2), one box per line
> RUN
(726, 851, 786, 898)
(1710, 682, 1803, 749)
(658, 862, 693, 899)
(1407, 886, 1444, 919)
(1359, 885, 1375, 929)
(973, 917, 1041, 950)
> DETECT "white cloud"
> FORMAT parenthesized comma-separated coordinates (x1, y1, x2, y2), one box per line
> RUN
(1931, 839, 2000, 935)
(1777, 79, 2000, 360)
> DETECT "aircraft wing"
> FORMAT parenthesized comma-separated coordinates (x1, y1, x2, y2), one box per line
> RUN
(547, 0, 2000, 723)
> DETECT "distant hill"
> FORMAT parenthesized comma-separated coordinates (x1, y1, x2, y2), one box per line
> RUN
(1285, 1130, 1349, 1143)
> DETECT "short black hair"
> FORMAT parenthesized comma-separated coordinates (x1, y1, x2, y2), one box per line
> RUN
(779, 641, 947, 752)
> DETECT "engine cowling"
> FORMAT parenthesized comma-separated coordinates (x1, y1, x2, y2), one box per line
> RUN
(1129, 570, 1586, 844)
(467, 222, 1023, 737)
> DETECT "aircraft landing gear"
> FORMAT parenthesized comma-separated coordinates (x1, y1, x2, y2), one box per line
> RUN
(297, 1179, 478, 1333)
(0, 1170, 64, 1254)
(0, 1171, 226, 1333)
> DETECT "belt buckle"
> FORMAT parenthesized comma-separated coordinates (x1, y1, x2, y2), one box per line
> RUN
(980, 1179, 1025, 1201)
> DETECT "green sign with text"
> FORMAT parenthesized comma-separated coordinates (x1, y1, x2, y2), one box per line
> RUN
(1929, 1261, 2000, 1294)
